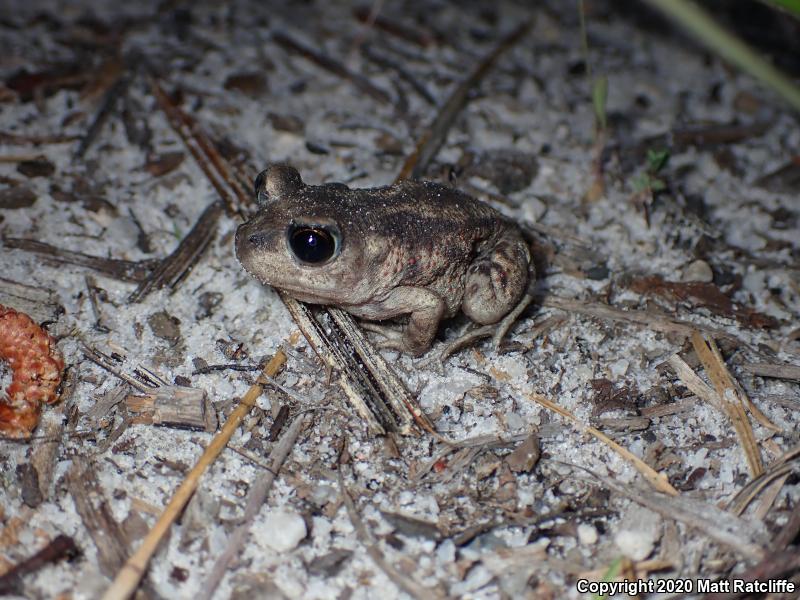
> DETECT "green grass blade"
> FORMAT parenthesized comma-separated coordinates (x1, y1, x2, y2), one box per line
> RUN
(761, 0, 800, 16)
(592, 75, 609, 131)
(642, 0, 800, 112)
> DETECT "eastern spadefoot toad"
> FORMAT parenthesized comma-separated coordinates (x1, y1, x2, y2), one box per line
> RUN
(235, 165, 533, 356)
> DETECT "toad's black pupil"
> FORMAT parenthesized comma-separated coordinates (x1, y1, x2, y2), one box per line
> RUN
(289, 226, 336, 263)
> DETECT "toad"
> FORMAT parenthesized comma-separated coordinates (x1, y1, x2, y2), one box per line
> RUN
(235, 165, 534, 356)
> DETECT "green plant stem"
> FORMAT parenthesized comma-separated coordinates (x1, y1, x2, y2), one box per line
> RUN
(642, 0, 800, 112)
(761, 0, 800, 16)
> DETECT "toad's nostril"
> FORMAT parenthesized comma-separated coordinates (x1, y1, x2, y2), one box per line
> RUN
(248, 232, 268, 246)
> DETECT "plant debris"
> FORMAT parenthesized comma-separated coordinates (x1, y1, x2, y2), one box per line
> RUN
(0, 305, 64, 438)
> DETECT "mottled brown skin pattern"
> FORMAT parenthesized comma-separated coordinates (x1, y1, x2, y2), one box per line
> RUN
(235, 165, 532, 356)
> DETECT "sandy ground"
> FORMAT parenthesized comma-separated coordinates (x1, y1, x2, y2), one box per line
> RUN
(1, 1, 799, 598)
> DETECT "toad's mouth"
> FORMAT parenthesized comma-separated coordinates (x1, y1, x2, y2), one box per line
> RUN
(238, 261, 342, 305)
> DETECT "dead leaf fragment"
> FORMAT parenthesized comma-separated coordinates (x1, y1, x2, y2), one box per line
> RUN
(147, 310, 182, 344)
(223, 72, 268, 97)
(144, 152, 185, 177)
(0, 186, 36, 209)
(625, 275, 777, 329)
(505, 432, 540, 473)
(17, 157, 55, 178)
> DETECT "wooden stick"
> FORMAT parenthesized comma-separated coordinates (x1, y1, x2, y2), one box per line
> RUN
(148, 76, 250, 214)
(128, 200, 224, 302)
(0, 276, 63, 325)
(352, 6, 435, 47)
(197, 412, 310, 600)
(100, 349, 287, 600)
(273, 31, 392, 105)
(690, 332, 764, 477)
(741, 362, 800, 381)
(588, 472, 768, 560)
(0, 535, 78, 595)
(667, 355, 722, 411)
(74, 75, 128, 159)
(3, 237, 153, 283)
(727, 445, 800, 516)
(338, 468, 445, 600)
(68, 457, 131, 577)
(542, 295, 738, 340)
(396, 21, 530, 181)
(361, 43, 436, 104)
(0, 131, 81, 144)
(328, 306, 435, 434)
(526, 392, 679, 496)
(282, 294, 426, 435)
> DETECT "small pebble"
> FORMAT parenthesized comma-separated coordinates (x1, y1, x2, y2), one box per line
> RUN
(614, 505, 661, 560)
(262, 511, 307, 552)
(310, 484, 337, 506)
(586, 265, 610, 280)
(608, 358, 629, 378)
(615, 529, 654, 561)
(682, 259, 713, 283)
(451, 564, 493, 596)
(505, 411, 524, 431)
(577, 523, 598, 545)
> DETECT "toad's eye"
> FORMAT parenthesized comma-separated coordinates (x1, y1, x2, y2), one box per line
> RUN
(288, 225, 339, 264)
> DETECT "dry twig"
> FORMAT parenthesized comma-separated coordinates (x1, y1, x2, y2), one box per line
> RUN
(148, 77, 250, 214)
(728, 444, 800, 516)
(585, 470, 769, 560)
(338, 468, 445, 600)
(396, 21, 531, 181)
(68, 457, 130, 577)
(353, 6, 435, 47)
(128, 200, 225, 302)
(273, 31, 392, 105)
(741, 362, 800, 381)
(690, 332, 772, 477)
(0, 277, 63, 326)
(198, 412, 311, 600)
(281, 292, 426, 435)
(101, 349, 288, 600)
(3, 238, 154, 283)
(0, 535, 79, 596)
(361, 42, 436, 104)
(74, 75, 128, 159)
(525, 391, 678, 496)
(543, 295, 745, 341)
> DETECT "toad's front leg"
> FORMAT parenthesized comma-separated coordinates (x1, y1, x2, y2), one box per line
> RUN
(353, 286, 446, 356)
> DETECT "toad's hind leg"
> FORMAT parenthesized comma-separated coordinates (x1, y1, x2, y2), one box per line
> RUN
(462, 236, 531, 326)
(489, 268, 536, 347)
(438, 238, 535, 361)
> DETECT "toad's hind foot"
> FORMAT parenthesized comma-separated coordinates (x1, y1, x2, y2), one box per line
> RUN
(360, 321, 430, 357)
(438, 277, 536, 362)
(490, 286, 535, 348)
